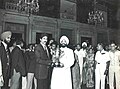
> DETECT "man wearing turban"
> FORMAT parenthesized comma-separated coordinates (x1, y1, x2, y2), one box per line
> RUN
(0, 31, 12, 89)
(80, 42, 88, 85)
(51, 36, 75, 89)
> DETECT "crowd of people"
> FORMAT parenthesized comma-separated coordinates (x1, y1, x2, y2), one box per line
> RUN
(0, 30, 120, 89)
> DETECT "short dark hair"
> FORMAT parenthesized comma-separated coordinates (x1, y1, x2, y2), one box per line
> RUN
(16, 39, 24, 45)
(40, 33, 48, 39)
(27, 44, 33, 49)
(49, 38, 55, 41)
(110, 41, 117, 46)
(97, 43, 104, 48)
(50, 41, 58, 46)
(76, 43, 81, 46)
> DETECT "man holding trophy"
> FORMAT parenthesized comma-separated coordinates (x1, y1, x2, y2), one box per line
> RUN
(51, 36, 75, 89)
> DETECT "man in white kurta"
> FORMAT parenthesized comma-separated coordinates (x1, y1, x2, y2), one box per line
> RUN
(109, 43, 120, 89)
(95, 43, 110, 89)
(51, 36, 75, 89)
(74, 43, 87, 85)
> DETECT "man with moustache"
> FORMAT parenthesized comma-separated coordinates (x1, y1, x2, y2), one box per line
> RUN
(80, 42, 87, 85)
(51, 36, 75, 89)
(34, 33, 52, 89)
(0, 31, 12, 89)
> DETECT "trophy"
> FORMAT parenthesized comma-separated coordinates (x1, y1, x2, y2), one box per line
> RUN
(51, 45, 64, 68)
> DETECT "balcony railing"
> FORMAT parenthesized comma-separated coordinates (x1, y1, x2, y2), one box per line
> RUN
(5, 2, 18, 12)
(5, 2, 25, 13)
(60, 12, 76, 21)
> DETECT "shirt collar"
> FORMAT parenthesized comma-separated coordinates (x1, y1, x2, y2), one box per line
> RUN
(2, 41, 7, 50)
(40, 42, 46, 49)
(100, 49, 106, 54)
(16, 45, 22, 50)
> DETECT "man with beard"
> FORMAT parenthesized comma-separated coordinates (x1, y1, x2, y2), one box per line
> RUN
(80, 42, 87, 85)
(34, 33, 52, 89)
(0, 31, 12, 89)
(51, 36, 75, 89)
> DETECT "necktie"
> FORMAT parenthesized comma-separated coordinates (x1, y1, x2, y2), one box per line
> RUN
(44, 46, 50, 58)
(6, 48, 10, 65)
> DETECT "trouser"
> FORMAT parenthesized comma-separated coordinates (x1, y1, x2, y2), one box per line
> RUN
(2, 66, 10, 89)
(26, 73, 37, 89)
(95, 64, 106, 89)
(22, 76, 27, 89)
(2, 75, 9, 89)
(79, 60, 83, 83)
(10, 69, 21, 89)
(34, 77, 37, 89)
(48, 67, 53, 88)
(37, 78, 49, 89)
(109, 66, 120, 89)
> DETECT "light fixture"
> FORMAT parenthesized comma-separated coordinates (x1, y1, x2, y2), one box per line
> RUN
(88, 0, 104, 25)
(17, 0, 39, 15)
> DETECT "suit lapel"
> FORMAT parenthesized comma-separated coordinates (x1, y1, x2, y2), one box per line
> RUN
(39, 44, 50, 59)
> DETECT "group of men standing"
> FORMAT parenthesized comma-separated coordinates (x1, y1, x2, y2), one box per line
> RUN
(0, 30, 120, 89)
(0, 31, 12, 89)
(0, 31, 26, 89)
(0, 30, 75, 89)
(72, 41, 120, 89)
(95, 43, 120, 89)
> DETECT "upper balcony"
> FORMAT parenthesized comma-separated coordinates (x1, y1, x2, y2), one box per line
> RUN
(5, 2, 18, 12)
(5, 2, 26, 14)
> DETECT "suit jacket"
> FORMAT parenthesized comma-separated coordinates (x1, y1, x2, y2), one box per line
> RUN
(11, 46, 26, 77)
(0, 43, 10, 79)
(35, 44, 52, 79)
(25, 50, 36, 73)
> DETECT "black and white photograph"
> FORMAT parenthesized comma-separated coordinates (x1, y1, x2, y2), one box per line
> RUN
(0, 0, 120, 89)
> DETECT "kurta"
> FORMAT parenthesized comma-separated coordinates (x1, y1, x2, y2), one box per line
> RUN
(51, 47, 75, 89)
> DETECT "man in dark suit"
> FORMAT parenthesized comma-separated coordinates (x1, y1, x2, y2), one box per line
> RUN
(34, 33, 52, 89)
(10, 39, 26, 89)
(0, 31, 12, 89)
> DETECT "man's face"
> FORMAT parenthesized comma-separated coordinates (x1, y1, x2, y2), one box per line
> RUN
(51, 44, 56, 50)
(13, 42, 16, 47)
(49, 40, 54, 45)
(76, 45, 81, 51)
(20, 42, 24, 48)
(4, 35, 11, 44)
(40, 36, 48, 45)
(89, 49, 93, 54)
(97, 44, 102, 51)
(61, 39, 67, 47)
(82, 45, 87, 49)
(110, 43, 116, 51)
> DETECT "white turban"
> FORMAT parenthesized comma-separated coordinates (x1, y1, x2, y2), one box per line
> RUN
(82, 42, 87, 47)
(1, 31, 12, 40)
(60, 36, 69, 45)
